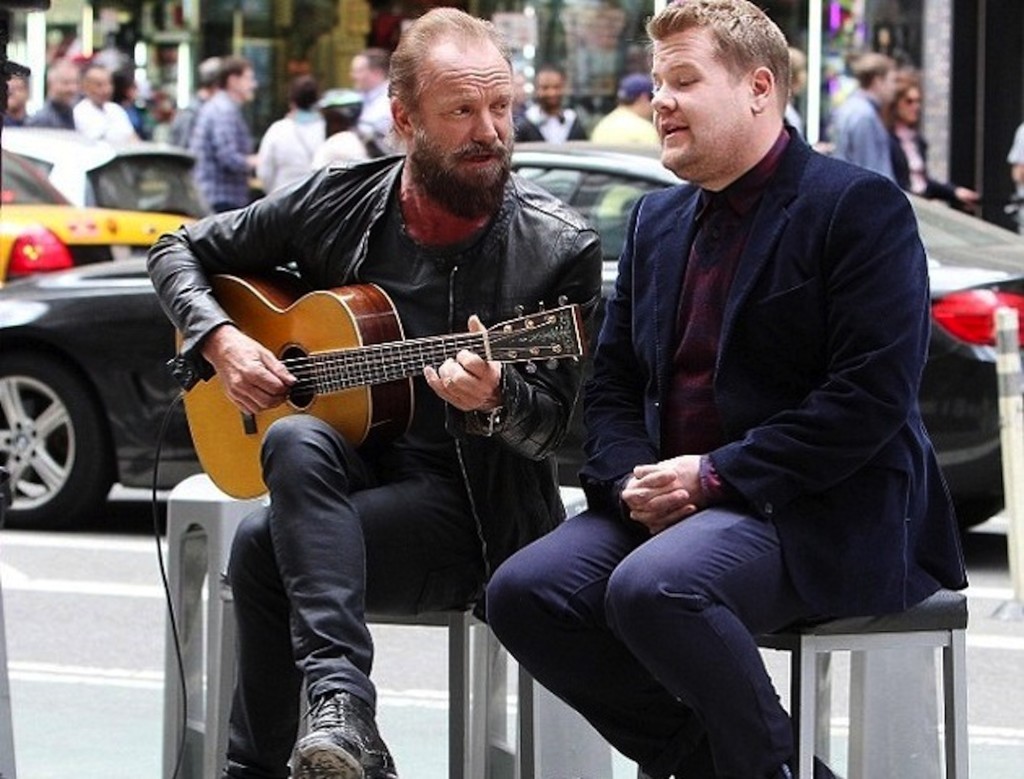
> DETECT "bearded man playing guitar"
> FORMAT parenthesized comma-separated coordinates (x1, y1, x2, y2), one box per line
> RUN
(147, 9, 602, 779)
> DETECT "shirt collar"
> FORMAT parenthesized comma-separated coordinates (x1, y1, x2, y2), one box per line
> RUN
(698, 128, 790, 219)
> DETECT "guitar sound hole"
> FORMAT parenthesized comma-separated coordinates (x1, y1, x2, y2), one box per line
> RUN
(282, 345, 315, 409)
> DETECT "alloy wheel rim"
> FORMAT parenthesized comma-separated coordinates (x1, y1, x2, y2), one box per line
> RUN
(0, 374, 75, 511)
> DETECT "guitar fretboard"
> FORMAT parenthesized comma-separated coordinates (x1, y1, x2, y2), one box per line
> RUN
(286, 332, 487, 394)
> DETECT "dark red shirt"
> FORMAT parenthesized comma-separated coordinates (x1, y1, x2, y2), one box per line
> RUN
(661, 130, 790, 459)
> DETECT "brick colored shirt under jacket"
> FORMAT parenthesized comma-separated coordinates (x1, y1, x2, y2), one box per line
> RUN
(661, 130, 790, 459)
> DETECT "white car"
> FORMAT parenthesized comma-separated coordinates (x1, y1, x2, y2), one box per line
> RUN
(1, 127, 208, 217)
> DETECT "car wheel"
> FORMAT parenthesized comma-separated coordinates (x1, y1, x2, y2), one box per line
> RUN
(953, 497, 1004, 531)
(0, 352, 115, 529)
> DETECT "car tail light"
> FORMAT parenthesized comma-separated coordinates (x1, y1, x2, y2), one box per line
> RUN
(932, 289, 1024, 347)
(7, 227, 75, 277)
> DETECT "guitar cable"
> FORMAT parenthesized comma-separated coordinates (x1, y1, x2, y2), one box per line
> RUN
(151, 390, 189, 779)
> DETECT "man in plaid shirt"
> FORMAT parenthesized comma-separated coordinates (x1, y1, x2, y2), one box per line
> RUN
(190, 56, 258, 212)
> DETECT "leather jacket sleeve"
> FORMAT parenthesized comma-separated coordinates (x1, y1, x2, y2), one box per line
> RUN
(453, 194, 603, 462)
(148, 162, 396, 379)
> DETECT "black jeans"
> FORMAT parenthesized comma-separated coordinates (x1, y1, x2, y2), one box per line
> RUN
(487, 507, 818, 779)
(223, 415, 484, 779)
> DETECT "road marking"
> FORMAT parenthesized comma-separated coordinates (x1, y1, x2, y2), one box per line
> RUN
(6, 662, 453, 709)
(967, 634, 1024, 651)
(8, 663, 1024, 749)
(0, 530, 160, 553)
(967, 585, 1017, 600)
(8, 662, 163, 690)
(0, 564, 165, 598)
(4, 564, 1024, 648)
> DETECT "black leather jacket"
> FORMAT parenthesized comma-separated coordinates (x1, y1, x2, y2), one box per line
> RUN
(148, 155, 603, 575)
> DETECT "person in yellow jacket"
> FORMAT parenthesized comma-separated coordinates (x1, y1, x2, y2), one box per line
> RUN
(590, 73, 659, 146)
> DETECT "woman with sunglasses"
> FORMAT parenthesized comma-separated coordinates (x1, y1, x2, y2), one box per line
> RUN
(887, 70, 980, 211)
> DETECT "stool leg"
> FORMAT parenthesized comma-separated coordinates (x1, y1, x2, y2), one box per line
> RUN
(482, 628, 516, 778)
(792, 638, 817, 779)
(943, 629, 969, 779)
(213, 580, 237, 778)
(814, 652, 832, 765)
(517, 666, 535, 779)
(448, 612, 471, 779)
(163, 523, 210, 779)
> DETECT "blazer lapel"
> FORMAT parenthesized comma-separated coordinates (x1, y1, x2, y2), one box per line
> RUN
(640, 187, 700, 395)
(720, 139, 808, 351)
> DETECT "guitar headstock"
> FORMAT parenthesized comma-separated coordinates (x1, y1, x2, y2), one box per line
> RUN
(486, 304, 585, 363)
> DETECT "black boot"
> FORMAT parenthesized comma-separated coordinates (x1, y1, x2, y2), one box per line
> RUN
(291, 691, 398, 779)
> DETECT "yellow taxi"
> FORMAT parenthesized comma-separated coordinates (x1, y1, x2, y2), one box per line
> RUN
(1, 148, 197, 283)
(0, 129, 208, 285)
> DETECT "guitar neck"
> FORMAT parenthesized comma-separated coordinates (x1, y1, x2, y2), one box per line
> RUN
(288, 331, 488, 394)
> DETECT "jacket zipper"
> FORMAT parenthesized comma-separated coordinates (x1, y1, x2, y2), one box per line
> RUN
(448, 263, 492, 579)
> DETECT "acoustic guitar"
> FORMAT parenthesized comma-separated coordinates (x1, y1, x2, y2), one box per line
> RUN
(181, 274, 585, 499)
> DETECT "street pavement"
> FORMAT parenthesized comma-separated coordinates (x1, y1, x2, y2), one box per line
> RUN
(1, 491, 1023, 778)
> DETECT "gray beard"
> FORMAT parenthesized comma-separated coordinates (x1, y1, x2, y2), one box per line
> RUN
(408, 128, 512, 219)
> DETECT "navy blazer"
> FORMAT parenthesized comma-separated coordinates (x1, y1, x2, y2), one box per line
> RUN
(580, 134, 967, 617)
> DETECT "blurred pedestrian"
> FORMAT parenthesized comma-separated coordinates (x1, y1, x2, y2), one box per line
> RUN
(886, 71, 979, 211)
(148, 90, 177, 144)
(169, 56, 221, 149)
(311, 88, 369, 168)
(113, 69, 149, 139)
(515, 63, 588, 143)
(1008, 121, 1024, 233)
(349, 48, 392, 155)
(3, 74, 29, 126)
(590, 73, 658, 146)
(25, 58, 80, 130)
(829, 51, 897, 180)
(512, 69, 529, 128)
(784, 46, 807, 136)
(189, 55, 258, 212)
(73, 62, 139, 143)
(257, 75, 326, 193)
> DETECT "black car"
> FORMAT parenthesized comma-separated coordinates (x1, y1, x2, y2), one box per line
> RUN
(1, 144, 1022, 529)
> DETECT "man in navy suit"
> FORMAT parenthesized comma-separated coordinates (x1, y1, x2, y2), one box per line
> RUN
(487, 2, 967, 778)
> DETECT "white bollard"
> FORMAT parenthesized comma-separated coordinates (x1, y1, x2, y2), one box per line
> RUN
(995, 307, 1024, 616)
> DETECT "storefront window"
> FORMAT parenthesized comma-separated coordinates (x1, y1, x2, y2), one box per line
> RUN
(758, 1, 924, 143)
(478, 0, 651, 124)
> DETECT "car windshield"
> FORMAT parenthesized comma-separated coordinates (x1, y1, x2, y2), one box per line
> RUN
(1, 151, 67, 205)
(88, 154, 208, 218)
(516, 165, 663, 261)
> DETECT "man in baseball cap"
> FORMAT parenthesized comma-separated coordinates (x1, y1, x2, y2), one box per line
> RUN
(590, 72, 659, 146)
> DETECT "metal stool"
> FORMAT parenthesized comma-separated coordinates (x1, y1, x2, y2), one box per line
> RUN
(757, 588, 969, 779)
(637, 589, 968, 779)
(162, 474, 539, 779)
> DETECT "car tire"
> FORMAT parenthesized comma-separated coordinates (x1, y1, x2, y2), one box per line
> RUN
(0, 351, 115, 529)
(953, 497, 1004, 531)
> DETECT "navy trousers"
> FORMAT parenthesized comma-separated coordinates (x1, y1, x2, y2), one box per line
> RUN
(223, 415, 484, 779)
(487, 507, 818, 779)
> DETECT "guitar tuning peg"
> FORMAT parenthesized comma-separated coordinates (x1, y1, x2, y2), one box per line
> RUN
(546, 359, 559, 370)
(514, 305, 525, 317)
(537, 301, 546, 312)
(557, 295, 568, 306)
(525, 361, 538, 374)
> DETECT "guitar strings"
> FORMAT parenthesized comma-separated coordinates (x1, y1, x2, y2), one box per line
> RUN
(284, 332, 487, 392)
(280, 316, 573, 393)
